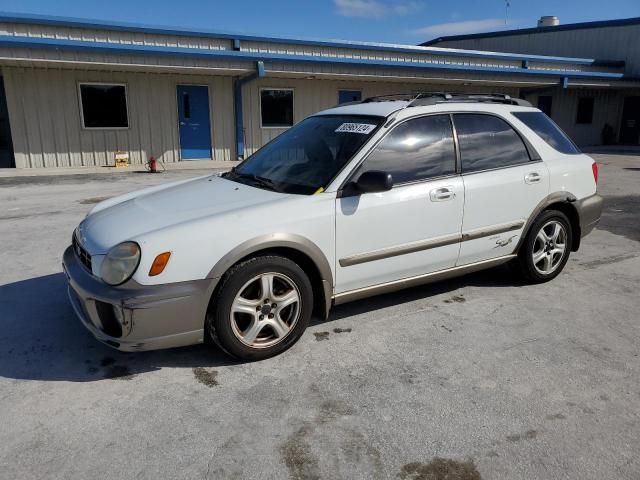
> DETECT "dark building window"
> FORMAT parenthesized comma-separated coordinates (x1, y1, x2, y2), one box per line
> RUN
(338, 90, 362, 104)
(576, 97, 595, 124)
(512, 112, 580, 155)
(537, 96, 553, 117)
(453, 114, 531, 173)
(79, 83, 128, 129)
(261, 89, 294, 127)
(182, 92, 191, 119)
(357, 114, 456, 184)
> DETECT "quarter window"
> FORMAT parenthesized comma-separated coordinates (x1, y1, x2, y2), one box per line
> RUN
(576, 97, 594, 124)
(79, 83, 128, 129)
(261, 89, 294, 127)
(453, 114, 530, 173)
(357, 115, 456, 184)
(512, 111, 580, 155)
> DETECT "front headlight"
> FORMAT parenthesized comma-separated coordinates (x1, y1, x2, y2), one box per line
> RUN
(101, 242, 141, 286)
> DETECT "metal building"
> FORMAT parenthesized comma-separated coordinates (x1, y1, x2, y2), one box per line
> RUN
(0, 13, 637, 169)
(423, 17, 640, 147)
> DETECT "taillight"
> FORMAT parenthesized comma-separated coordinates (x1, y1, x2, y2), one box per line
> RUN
(591, 162, 599, 185)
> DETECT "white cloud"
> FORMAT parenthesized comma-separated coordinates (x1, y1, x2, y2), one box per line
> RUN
(412, 18, 514, 38)
(334, 0, 422, 18)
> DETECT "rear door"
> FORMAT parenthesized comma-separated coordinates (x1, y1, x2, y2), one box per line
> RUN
(335, 114, 464, 293)
(453, 113, 549, 265)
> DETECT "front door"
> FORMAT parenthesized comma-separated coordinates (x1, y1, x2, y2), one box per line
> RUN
(335, 114, 464, 294)
(620, 96, 640, 145)
(177, 85, 212, 160)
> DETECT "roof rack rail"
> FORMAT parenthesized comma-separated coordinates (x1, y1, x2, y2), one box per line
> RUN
(360, 93, 417, 103)
(357, 92, 532, 108)
(408, 92, 532, 107)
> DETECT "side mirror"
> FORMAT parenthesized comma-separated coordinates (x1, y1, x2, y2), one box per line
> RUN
(355, 170, 393, 194)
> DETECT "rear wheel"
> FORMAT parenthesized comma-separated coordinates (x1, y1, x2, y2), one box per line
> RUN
(206, 255, 313, 361)
(515, 210, 572, 283)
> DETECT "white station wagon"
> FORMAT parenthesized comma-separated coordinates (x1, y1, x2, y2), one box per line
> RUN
(64, 93, 602, 360)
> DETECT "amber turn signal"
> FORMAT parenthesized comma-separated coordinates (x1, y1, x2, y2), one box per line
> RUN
(149, 252, 171, 276)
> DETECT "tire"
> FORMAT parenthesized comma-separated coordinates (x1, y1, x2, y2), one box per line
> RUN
(515, 210, 573, 284)
(206, 255, 313, 361)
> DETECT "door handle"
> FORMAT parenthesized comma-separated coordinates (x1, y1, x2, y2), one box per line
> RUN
(430, 187, 455, 202)
(179, 122, 186, 126)
(524, 172, 542, 184)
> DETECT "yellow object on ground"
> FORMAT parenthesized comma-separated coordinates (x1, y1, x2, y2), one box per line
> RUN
(114, 152, 130, 167)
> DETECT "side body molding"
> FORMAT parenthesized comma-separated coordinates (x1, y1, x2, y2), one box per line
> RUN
(206, 233, 334, 318)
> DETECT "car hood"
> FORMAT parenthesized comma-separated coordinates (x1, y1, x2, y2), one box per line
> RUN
(79, 175, 287, 253)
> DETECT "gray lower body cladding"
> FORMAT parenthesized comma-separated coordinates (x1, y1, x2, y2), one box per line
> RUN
(63, 246, 215, 352)
(576, 193, 603, 238)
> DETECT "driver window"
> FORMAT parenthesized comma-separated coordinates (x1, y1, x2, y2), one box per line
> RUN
(356, 115, 456, 184)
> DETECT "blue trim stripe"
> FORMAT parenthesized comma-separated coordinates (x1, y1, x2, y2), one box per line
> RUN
(0, 11, 615, 66)
(0, 35, 626, 80)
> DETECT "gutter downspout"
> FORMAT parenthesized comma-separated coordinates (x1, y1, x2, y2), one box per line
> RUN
(234, 60, 265, 160)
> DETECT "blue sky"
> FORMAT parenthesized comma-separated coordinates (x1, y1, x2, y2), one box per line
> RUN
(1, 0, 639, 44)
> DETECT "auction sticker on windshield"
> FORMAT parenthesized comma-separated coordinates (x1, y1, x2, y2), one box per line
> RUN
(335, 123, 377, 134)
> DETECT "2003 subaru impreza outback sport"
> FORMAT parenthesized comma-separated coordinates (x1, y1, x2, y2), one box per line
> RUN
(63, 93, 603, 361)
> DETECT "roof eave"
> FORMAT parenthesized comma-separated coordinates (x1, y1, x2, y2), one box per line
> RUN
(0, 35, 628, 82)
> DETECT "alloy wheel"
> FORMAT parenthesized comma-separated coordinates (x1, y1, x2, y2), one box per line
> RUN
(532, 220, 567, 275)
(229, 272, 301, 348)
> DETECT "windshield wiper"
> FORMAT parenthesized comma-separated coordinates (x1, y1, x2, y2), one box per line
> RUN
(231, 172, 283, 193)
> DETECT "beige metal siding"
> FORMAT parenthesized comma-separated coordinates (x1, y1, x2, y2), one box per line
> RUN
(3, 67, 235, 168)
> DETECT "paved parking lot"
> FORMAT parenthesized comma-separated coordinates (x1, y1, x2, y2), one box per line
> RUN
(1, 153, 639, 480)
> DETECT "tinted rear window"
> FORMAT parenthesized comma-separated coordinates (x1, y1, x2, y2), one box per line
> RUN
(512, 111, 580, 155)
(453, 114, 531, 173)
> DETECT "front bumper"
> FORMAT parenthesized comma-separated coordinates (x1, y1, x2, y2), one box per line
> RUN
(63, 246, 214, 352)
(576, 193, 603, 238)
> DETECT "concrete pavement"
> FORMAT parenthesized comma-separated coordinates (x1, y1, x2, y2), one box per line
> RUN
(0, 154, 639, 479)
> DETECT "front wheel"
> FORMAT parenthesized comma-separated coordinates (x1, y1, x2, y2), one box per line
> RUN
(515, 210, 572, 283)
(206, 255, 313, 361)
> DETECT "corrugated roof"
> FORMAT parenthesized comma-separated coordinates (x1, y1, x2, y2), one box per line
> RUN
(422, 16, 640, 46)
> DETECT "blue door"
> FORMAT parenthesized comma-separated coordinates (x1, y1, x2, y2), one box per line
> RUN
(177, 85, 212, 160)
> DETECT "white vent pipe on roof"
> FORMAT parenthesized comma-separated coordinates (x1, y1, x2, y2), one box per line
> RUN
(538, 16, 560, 27)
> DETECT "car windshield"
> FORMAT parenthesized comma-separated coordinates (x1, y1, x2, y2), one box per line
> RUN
(224, 115, 384, 194)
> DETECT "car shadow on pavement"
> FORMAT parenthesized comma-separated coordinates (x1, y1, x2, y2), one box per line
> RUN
(317, 264, 518, 323)
(1, 266, 518, 382)
(0, 272, 239, 383)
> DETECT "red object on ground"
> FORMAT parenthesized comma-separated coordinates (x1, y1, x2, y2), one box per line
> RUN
(148, 157, 157, 173)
